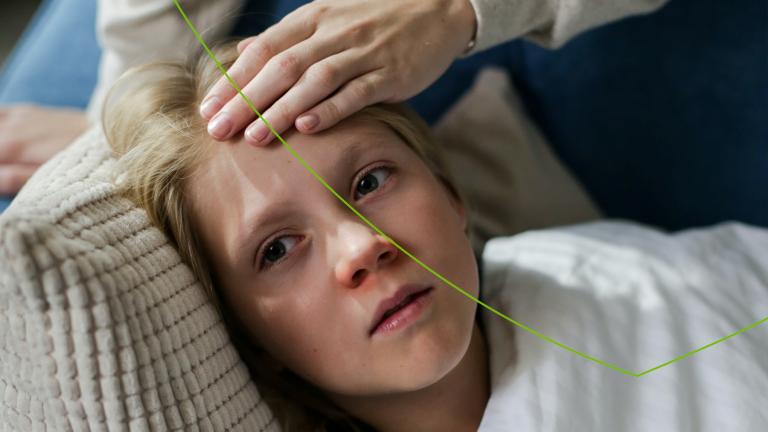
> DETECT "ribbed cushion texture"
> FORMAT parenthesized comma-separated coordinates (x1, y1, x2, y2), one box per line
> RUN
(0, 127, 278, 431)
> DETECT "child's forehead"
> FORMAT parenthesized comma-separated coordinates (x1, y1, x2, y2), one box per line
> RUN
(218, 117, 403, 167)
(192, 117, 407, 203)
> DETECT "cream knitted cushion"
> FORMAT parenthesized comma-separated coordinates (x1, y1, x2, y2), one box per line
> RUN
(0, 127, 278, 431)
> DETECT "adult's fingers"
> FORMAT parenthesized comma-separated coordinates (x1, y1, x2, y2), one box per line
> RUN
(0, 164, 37, 195)
(295, 71, 387, 135)
(0, 136, 20, 164)
(0, 107, 22, 164)
(242, 50, 375, 146)
(0, 105, 87, 165)
(207, 38, 343, 141)
(201, 19, 314, 121)
(237, 36, 257, 54)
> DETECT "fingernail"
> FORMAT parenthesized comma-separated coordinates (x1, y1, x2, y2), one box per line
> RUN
(246, 123, 270, 143)
(208, 113, 232, 139)
(200, 97, 221, 119)
(297, 114, 319, 131)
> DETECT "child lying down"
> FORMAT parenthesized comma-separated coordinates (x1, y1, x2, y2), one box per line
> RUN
(103, 42, 768, 431)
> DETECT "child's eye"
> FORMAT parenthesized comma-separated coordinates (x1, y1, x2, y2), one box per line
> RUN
(354, 166, 392, 200)
(259, 235, 301, 270)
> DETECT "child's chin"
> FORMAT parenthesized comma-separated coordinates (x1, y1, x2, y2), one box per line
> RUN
(394, 335, 474, 389)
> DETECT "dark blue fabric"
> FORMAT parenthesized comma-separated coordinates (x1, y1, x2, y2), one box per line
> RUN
(229, 0, 279, 38)
(504, 0, 768, 230)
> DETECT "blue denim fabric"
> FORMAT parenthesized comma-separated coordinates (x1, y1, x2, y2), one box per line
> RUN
(0, 0, 100, 107)
(0, 0, 100, 211)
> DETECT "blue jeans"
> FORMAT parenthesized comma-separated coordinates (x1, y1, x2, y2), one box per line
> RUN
(0, 0, 100, 212)
(0, 0, 281, 213)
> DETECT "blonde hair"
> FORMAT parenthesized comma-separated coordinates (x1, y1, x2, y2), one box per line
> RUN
(103, 41, 465, 432)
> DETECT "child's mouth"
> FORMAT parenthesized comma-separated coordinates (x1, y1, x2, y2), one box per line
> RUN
(370, 287, 433, 337)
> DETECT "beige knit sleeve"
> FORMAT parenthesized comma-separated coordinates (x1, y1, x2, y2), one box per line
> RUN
(464, 0, 668, 55)
(86, 0, 246, 123)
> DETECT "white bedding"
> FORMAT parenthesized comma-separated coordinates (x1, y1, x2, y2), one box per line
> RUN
(477, 221, 768, 431)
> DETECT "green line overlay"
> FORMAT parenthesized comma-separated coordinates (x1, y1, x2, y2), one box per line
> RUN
(172, 0, 767, 378)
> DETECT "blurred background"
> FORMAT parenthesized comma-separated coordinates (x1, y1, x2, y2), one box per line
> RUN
(1, 1, 42, 66)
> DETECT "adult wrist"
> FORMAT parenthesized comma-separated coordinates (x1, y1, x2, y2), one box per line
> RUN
(445, 0, 478, 57)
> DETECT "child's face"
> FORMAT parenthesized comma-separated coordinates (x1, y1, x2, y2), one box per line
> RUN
(188, 114, 479, 398)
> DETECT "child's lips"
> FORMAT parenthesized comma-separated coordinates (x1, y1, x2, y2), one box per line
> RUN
(369, 286, 434, 337)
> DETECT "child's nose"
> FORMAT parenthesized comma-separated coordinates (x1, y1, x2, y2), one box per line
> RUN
(334, 223, 399, 289)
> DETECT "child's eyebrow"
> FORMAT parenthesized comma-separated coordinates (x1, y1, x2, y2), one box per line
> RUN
(333, 140, 369, 177)
(235, 202, 294, 265)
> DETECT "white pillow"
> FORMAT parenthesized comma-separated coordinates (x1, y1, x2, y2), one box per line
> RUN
(0, 127, 278, 431)
(0, 66, 598, 430)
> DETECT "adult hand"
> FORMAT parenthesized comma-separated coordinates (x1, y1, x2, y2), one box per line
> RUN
(201, 0, 476, 145)
(0, 105, 88, 194)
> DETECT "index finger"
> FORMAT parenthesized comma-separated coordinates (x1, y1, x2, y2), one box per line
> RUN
(200, 18, 315, 120)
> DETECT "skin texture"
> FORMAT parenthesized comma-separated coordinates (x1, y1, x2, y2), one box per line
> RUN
(0, 105, 87, 194)
(187, 114, 490, 430)
(200, 0, 477, 146)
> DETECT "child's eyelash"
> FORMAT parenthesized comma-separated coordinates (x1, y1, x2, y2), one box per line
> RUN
(257, 234, 302, 271)
(351, 163, 395, 198)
